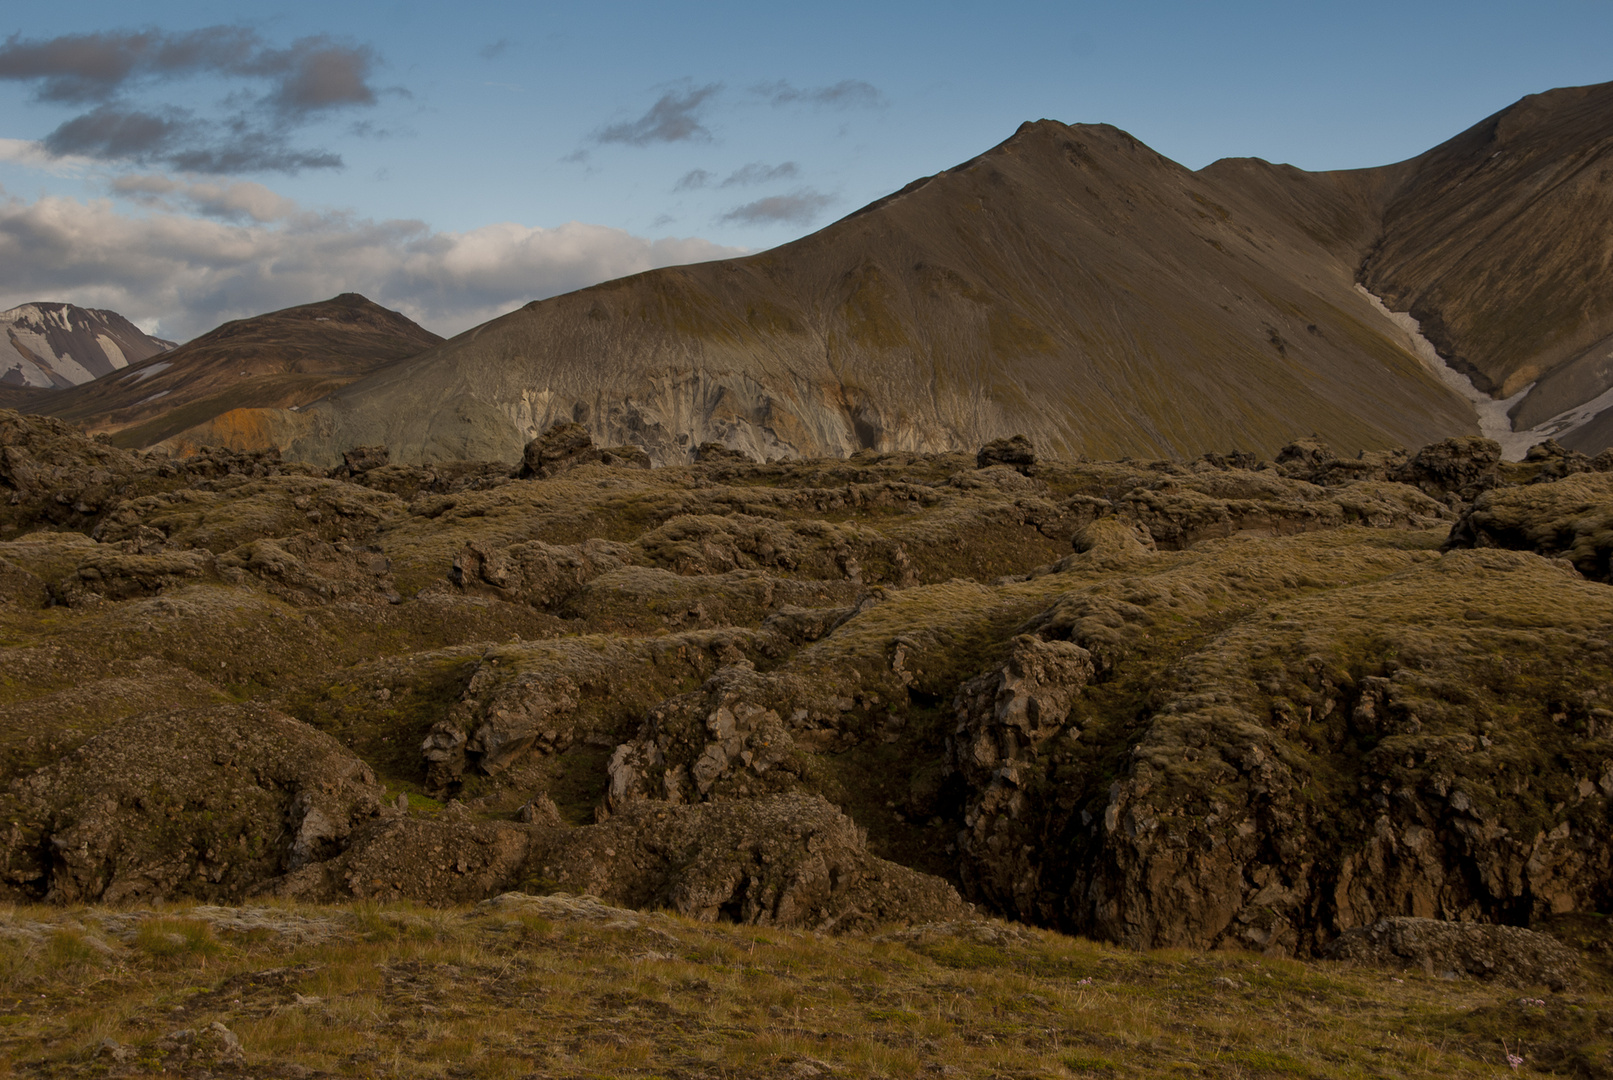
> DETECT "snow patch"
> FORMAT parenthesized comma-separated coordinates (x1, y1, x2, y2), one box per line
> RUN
(123, 361, 172, 384)
(1359, 285, 1613, 459)
(136, 390, 169, 405)
(95, 334, 128, 370)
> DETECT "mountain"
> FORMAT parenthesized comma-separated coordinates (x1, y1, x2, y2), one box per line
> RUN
(0, 302, 173, 391)
(30, 293, 441, 449)
(1352, 81, 1613, 452)
(150, 82, 1613, 465)
(249, 121, 1473, 466)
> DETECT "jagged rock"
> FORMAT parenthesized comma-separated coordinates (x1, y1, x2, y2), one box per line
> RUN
(157, 1022, 246, 1067)
(1523, 439, 1594, 482)
(218, 534, 400, 605)
(449, 537, 635, 608)
(1195, 450, 1265, 471)
(532, 792, 968, 930)
(271, 813, 533, 903)
(1099, 476, 1449, 552)
(1444, 472, 1613, 581)
(1274, 438, 1335, 479)
(340, 444, 390, 474)
(696, 441, 754, 463)
(422, 631, 778, 790)
(275, 790, 964, 930)
(599, 444, 652, 469)
(952, 636, 1094, 920)
(0, 704, 383, 903)
(976, 435, 1037, 471)
(603, 664, 816, 816)
(51, 542, 214, 605)
(1390, 436, 1502, 501)
(0, 411, 160, 530)
(520, 421, 602, 478)
(1325, 917, 1582, 989)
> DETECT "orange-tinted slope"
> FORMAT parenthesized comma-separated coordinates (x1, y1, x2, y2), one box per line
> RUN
(31, 293, 441, 449)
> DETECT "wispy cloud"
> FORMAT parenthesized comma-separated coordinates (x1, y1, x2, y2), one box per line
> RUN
(0, 136, 96, 176)
(596, 83, 721, 146)
(109, 173, 300, 223)
(720, 161, 799, 187)
(674, 168, 714, 191)
(0, 188, 747, 340)
(720, 190, 832, 227)
(0, 27, 389, 174)
(675, 161, 799, 192)
(478, 39, 511, 60)
(753, 79, 884, 109)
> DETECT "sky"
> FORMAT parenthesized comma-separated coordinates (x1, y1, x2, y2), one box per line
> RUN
(0, 0, 1608, 343)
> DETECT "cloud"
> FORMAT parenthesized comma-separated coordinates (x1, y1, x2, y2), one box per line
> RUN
(267, 40, 377, 115)
(674, 168, 714, 191)
(0, 27, 258, 104)
(0, 190, 747, 341)
(0, 136, 95, 176)
(720, 161, 799, 187)
(754, 79, 884, 109)
(720, 190, 832, 227)
(109, 174, 299, 223)
(674, 162, 799, 192)
(596, 83, 720, 146)
(0, 28, 385, 174)
(478, 39, 511, 60)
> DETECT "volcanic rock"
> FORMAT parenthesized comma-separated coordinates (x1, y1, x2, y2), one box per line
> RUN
(1326, 917, 1582, 989)
(1444, 471, 1613, 581)
(0, 704, 383, 903)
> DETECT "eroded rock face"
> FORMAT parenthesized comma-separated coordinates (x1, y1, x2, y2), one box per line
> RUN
(1066, 549, 1613, 955)
(342, 444, 391, 474)
(271, 812, 533, 904)
(1326, 917, 1582, 989)
(952, 636, 1095, 921)
(518, 421, 652, 479)
(532, 793, 968, 930)
(449, 537, 636, 608)
(603, 664, 819, 816)
(1391, 437, 1503, 502)
(977, 435, 1037, 471)
(0, 408, 1606, 961)
(1, 705, 383, 903)
(1445, 472, 1613, 581)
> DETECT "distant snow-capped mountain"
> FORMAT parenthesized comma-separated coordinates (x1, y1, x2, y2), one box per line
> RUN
(0, 303, 175, 389)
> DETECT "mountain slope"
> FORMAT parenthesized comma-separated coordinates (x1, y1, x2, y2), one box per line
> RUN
(1358, 82, 1613, 434)
(256, 120, 1475, 466)
(32, 293, 441, 449)
(0, 302, 173, 390)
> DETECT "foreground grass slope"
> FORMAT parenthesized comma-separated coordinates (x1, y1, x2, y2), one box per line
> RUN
(3, 896, 1609, 1079)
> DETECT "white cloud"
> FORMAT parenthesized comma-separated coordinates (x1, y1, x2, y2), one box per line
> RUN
(110, 174, 301, 222)
(0, 191, 747, 341)
(0, 137, 96, 176)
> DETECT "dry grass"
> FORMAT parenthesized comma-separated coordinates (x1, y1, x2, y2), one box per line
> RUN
(0, 899, 1601, 1079)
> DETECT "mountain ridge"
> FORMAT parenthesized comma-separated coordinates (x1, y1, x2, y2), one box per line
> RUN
(244, 117, 1478, 466)
(30, 292, 442, 450)
(0, 302, 173, 390)
(50, 80, 1613, 465)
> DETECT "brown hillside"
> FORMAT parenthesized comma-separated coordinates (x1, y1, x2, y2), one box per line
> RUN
(1359, 82, 1613, 429)
(30, 293, 440, 449)
(262, 121, 1476, 467)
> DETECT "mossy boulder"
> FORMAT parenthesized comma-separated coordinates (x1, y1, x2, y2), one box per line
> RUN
(1, 704, 383, 903)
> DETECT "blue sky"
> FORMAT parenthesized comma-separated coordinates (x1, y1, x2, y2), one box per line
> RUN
(0, 0, 1607, 340)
